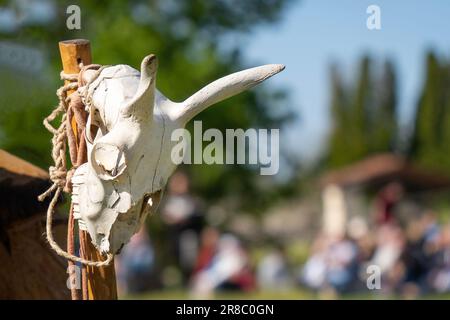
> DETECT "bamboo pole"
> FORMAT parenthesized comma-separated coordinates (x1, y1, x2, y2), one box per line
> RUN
(58, 39, 118, 300)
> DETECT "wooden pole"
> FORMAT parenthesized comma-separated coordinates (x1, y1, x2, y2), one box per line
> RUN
(58, 39, 118, 300)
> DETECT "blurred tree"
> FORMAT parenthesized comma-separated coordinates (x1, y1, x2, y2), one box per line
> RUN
(325, 55, 398, 168)
(409, 51, 450, 173)
(348, 56, 372, 160)
(0, 0, 296, 213)
(327, 64, 349, 167)
(371, 60, 397, 152)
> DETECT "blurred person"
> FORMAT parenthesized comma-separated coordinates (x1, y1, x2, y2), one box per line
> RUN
(347, 216, 375, 262)
(427, 224, 450, 293)
(348, 217, 376, 266)
(192, 227, 220, 275)
(160, 171, 204, 283)
(369, 223, 405, 292)
(257, 244, 292, 291)
(355, 233, 376, 263)
(116, 227, 156, 295)
(300, 233, 329, 290)
(300, 233, 359, 294)
(300, 250, 327, 291)
(370, 224, 405, 273)
(374, 182, 404, 226)
(420, 211, 440, 254)
(325, 236, 359, 293)
(190, 234, 254, 297)
(347, 216, 369, 241)
(399, 218, 432, 295)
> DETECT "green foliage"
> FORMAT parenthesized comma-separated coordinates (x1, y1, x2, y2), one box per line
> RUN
(409, 51, 450, 173)
(326, 55, 398, 168)
(0, 0, 296, 213)
(372, 60, 397, 152)
(0, 69, 54, 167)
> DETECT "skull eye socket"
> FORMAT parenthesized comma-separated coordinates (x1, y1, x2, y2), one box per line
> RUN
(91, 142, 127, 180)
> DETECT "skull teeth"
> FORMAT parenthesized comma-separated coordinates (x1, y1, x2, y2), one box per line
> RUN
(71, 164, 88, 230)
(78, 219, 87, 231)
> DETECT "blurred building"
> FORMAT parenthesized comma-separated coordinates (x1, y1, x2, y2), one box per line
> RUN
(320, 153, 450, 236)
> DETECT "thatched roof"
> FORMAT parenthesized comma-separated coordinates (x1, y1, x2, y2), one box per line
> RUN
(0, 149, 69, 299)
(0, 149, 48, 178)
(321, 153, 450, 191)
(0, 149, 53, 228)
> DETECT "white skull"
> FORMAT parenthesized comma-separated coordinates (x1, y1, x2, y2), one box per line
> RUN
(71, 54, 284, 254)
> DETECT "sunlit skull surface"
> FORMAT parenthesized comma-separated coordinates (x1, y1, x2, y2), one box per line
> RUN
(71, 54, 285, 254)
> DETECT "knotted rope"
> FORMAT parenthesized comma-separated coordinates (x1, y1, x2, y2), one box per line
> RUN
(39, 65, 113, 267)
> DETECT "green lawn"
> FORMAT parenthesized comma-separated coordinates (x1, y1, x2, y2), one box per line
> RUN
(124, 289, 450, 300)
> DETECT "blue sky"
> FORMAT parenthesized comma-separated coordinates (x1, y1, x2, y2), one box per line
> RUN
(243, 0, 450, 163)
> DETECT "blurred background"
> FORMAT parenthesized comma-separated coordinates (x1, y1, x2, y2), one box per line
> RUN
(1, 0, 450, 299)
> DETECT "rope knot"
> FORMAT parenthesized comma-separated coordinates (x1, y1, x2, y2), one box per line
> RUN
(49, 166, 66, 188)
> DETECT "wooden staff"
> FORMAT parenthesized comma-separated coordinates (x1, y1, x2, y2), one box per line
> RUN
(58, 39, 118, 300)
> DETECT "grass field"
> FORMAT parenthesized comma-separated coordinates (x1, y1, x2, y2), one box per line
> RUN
(125, 289, 450, 300)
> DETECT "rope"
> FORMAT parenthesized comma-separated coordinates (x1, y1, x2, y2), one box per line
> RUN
(39, 64, 114, 267)
(45, 187, 113, 267)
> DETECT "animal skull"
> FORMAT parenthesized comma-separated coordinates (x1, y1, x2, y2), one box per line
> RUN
(71, 54, 284, 254)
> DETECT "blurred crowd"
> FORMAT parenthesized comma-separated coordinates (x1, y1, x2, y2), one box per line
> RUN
(301, 214, 450, 297)
(115, 171, 258, 297)
(301, 183, 450, 298)
(115, 175, 450, 298)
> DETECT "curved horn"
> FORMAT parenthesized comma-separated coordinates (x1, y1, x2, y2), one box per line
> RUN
(175, 64, 285, 124)
(122, 54, 158, 120)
